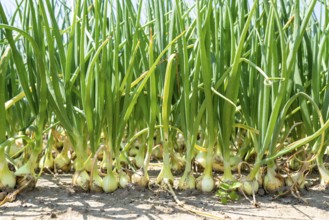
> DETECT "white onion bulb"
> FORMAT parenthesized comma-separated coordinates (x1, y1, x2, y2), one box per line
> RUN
(103, 172, 118, 193)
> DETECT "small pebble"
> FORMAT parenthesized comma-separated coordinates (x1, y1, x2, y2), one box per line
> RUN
(257, 188, 265, 196)
(66, 191, 74, 197)
(50, 213, 57, 218)
(282, 198, 292, 204)
(120, 190, 129, 198)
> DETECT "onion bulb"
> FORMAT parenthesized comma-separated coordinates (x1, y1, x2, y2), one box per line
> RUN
(39, 153, 54, 170)
(119, 172, 130, 188)
(240, 179, 259, 196)
(72, 170, 90, 192)
(55, 137, 72, 172)
(0, 160, 16, 190)
(285, 169, 308, 189)
(134, 150, 144, 168)
(264, 166, 284, 193)
(171, 153, 185, 173)
(131, 170, 149, 187)
(54, 150, 71, 172)
(178, 173, 195, 190)
(15, 160, 34, 176)
(196, 174, 214, 192)
(102, 172, 118, 193)
(90, 170, 103, 193)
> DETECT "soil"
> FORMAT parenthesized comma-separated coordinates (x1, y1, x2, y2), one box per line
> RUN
(1, 172, 329, 220)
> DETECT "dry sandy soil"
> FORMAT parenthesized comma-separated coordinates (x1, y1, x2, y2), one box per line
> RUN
(1, 172, 329, 220)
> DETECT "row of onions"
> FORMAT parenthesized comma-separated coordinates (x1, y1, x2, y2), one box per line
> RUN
(0, 0, 329, 199)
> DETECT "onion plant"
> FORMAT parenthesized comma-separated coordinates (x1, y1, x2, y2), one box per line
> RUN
(242, 0, 322, 195)
(0, 47, 16, 191)
(1, 2, 48, 189)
